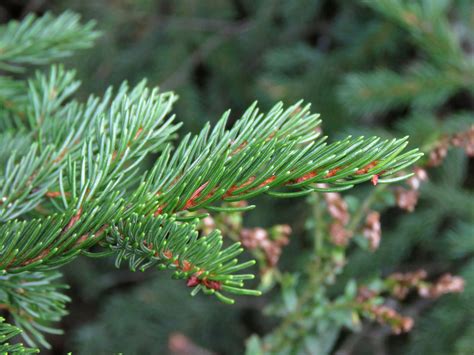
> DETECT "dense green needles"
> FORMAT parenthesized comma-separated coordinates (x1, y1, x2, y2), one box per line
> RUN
(0, 10, 422, 351)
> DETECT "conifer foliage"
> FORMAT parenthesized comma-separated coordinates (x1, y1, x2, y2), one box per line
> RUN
(0, 11, 424, 352)
(43, 1, 472, 354)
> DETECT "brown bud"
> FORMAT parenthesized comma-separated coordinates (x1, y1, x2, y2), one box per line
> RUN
(397, 316, 414, 334)
(201, 216, 216, 235)
(324, 192, 350, 225)
(389, 269, 427, 299)
(428, 140, 449, 167)
(451, 126, 474, 157)
(407, 167, 428, 190)
(419, 274, 464, 298)
(365, 304, 414, 334)
(240, 226, 290, 267)
(169, 332, 214, 355)
(356, 286, 377, 303)
(329, 222, 352, 246)
(395, 188, 419, 212)
(363, 211, 381, 251)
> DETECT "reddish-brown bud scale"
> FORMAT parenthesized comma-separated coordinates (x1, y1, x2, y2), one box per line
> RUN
(186, 275, 222, 290)
(134, 127, 143, 140)
(63, 207, 83, 234)
(75, 234, 89, 245)
(186, 275, 200, 287)
(21, 248, 50, 266)
(230, 141, 248, 156)
(170, 175, 182, 187)
(182, 260, 193, 272)
(257, 175, 276, 189)
(203, 279, 222, 291)
(154, 205, 165, 216)
(193, 186, 218, 206)
(325, 167, 342, 178)
(224, 176, 256, 197)
(356, 160, 379, 175)
(293, 171, 317, 184)
(183, 182, 209, 210)
(265, 132, 276, 141)
(371, 174, 379, 186)
(53, 147, 68, 163)
(45, 191, 62, 198)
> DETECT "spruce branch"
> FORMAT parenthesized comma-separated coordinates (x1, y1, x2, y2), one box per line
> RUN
(0, 132, 32, 165)
(2, 98, 420, 276)
(0, 198, 118, 273)
(0, 7, 444, 353)
(344, 0, 474, 116)
(1, 99, 421, 304)
(26, 65, 81, 130)
(0, 272, 68, 350)
(109, 214, 260, 304)
(0, 144, 58, 221)
(145, 102, 422, 216)
(0, 11, 422, 331)
(54, 86, 179, 212)
(339, 66, 464, 115)
(361, 0, 464, 67)
(0, 77, 178, 221)
(0, 66, 79, 130)
(0, 317, 38, 353)
(0, 12, 99, 72)
(0, 76, 27, 127)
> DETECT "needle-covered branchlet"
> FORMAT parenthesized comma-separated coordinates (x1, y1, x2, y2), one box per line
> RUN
(0, 11, 425, 352)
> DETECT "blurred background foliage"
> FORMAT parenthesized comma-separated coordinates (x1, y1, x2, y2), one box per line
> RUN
(1, 0, 472, 354)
